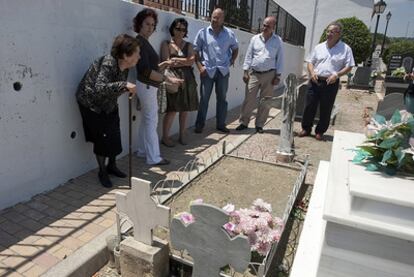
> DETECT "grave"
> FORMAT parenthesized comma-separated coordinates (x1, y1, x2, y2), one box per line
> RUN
(161, 154, 307, 276)
(348, 66, 372, 89)
(376, 93, 405, 120)
(290, 130, 414, 277)
(384, 54, 412, 95)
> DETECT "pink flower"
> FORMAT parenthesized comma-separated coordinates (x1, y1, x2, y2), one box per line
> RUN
(222, 203, 235, 214)
(175, 212, 194, 224)
(190, 198, 203, 205)
(223, 222, 236, 236)
(252, 198, 272, 213)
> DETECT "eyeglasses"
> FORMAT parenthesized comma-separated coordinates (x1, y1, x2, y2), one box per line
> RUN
(174, 27, 187, 32)
(326, 30, 339, 34)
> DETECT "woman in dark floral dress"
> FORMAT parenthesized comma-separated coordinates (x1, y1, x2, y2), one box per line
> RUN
(76, 34, 140, 188)
(160, 18, 199, 146)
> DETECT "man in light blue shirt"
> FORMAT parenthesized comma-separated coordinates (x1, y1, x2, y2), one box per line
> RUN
(193, 8, 239, 133)
(236, 16, 284, 133)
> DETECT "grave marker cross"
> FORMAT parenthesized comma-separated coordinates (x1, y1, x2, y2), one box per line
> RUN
(116, 177, 170, 245)
(170, 203, 251, 277)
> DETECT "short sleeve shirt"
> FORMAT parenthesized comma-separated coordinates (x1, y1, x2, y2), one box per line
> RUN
(306, 41, 355, 77)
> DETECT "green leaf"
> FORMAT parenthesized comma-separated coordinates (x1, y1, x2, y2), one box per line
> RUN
(391, 110, 402, 124)
(366, 163, 379, 171)
(379, 137, 399, 149)
(358, 145, 382, 157)
(374, 114, 386, 125)
(352, 151, 367, 163)
(395, 148, 406, 167)
(381, 150, 393, 164)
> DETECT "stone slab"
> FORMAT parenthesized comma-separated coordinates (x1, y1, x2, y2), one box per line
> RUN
(348, 162, 414, 208)
(323, 131, 414, 241)
(119, 237, 169, 277)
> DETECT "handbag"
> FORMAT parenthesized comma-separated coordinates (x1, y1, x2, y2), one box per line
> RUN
(157, 82, 167, 114)
(163, 68, 180, 94)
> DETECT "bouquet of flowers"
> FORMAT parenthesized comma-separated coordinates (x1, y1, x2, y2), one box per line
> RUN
(391, 67, 406, 78)
(353, 110, 414, 175)
(222, 199, 283, 257)
(174, 199, 283, 257)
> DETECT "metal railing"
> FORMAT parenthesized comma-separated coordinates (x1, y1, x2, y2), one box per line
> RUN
(136, 0, 305, 46)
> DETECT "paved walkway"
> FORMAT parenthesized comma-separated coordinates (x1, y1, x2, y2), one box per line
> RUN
(0, 107, 280, 277)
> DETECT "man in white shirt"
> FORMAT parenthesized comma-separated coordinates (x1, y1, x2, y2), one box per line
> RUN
(299, 22, 355, 140)
(235, 16, 284, 133)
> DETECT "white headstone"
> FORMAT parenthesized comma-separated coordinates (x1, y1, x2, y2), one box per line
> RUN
(170, 203, 251, 277)
(116, 177, 170, 245)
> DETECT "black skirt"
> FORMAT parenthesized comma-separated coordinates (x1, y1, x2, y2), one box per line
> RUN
(78, 103, 122, 157)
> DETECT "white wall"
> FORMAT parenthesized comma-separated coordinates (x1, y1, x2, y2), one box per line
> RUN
(275, 0, 373, 56)
(0, 0, 304, 209)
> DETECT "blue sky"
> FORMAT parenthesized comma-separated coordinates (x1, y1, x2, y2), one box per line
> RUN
(372, 0, 414, 37)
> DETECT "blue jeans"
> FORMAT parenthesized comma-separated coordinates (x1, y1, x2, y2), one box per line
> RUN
(195, 71, 229, 129)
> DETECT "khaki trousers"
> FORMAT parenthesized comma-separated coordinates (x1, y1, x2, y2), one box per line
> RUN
(239, 70, 275, 127)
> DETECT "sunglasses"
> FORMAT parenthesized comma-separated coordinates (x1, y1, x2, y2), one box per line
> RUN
(174, 27, 187, 32)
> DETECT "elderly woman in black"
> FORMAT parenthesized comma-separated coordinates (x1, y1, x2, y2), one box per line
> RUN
(133, 8, 182, 166)
(76, 34, 140, 188)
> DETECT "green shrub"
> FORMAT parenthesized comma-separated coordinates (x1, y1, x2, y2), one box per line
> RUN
(320, 17, 371, 64)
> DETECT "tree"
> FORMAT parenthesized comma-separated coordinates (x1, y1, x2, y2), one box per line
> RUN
(320, 17, 371, 64)
(382, 39, 414, 66)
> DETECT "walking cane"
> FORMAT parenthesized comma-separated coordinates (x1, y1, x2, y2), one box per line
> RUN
(128, 93, 132, 189)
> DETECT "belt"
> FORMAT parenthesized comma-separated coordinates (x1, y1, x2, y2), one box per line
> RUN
(252, 69, 275, 74)
(317, 76, 328, 81)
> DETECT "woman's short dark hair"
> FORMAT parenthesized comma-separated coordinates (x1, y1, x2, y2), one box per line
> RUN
(133, 8, 158, 33)
(111, 34, 140, 59)
(169, 18, 189, 38)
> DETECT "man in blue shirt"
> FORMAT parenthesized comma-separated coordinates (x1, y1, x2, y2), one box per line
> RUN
(193, 8, 239, 133)
(236, 16, 284, 133)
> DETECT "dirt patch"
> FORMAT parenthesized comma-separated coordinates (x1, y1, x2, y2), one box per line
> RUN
(165, 156, 301, 217)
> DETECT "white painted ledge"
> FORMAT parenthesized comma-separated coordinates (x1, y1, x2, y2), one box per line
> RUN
(290, 161, 330, 277)
(323, 131, 414, 241)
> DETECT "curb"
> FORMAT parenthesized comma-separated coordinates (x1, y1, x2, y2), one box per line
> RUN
(43, 225, 116, 277)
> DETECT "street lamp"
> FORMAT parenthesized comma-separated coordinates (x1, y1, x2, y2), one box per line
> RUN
(367, 0, 387, 67)
(380, 11, 392, 56)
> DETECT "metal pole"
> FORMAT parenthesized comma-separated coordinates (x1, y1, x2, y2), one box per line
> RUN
(265, 0, 269, 17)
(249, 0, 254, 31)
(368, 13, 381, 67)
(128, 94, 132, 189)
(380, 19, 390, 56)
(195, 0, 199, 19)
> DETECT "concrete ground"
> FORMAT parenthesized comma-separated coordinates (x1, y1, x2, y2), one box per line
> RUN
(0, 81, 380, 277)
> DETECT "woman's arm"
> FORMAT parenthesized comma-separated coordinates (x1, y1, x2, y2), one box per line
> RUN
(95, 59, 127, 97)
(170, 43, 195, 67)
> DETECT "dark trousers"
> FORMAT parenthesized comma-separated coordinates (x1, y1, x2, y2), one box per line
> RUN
(301, 79, 339, 134)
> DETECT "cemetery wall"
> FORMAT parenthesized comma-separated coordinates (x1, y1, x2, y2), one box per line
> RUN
(0, 0, 304, 209)
(275, 0, 373, 56)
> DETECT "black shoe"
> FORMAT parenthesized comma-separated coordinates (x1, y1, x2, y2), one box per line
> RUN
(194, 127, 203, 134)
(216, 126, 230, 133)
(255, 127, 264, 134)
(107, 166, 127, 178)
(98, 171, 112, 188)
(235, 124, 248, 131)
(154, 158, 170, 166)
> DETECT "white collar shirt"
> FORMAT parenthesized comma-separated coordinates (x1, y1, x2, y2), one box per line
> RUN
(243, 33, 284, 74)
(306, 40, 355, 77)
